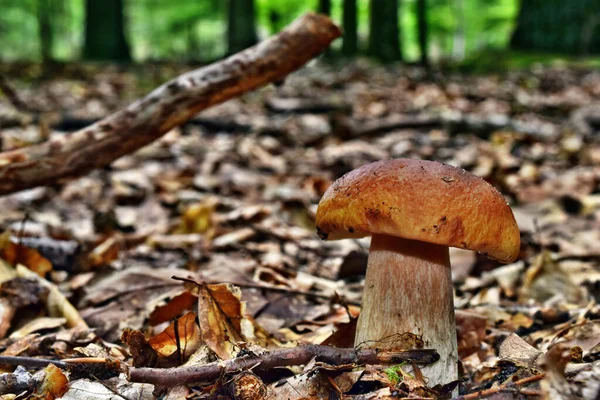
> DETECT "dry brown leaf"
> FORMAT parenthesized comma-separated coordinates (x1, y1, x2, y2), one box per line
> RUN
(148, 290, 197, 326)
(37, 364, 68, 400)
(499, 333, 542, 368)
(148, 311, 201, 362)
(456, 310, 487, 358)
(121, 328, 158, 368)
(0, 238, 53, 277)
(321, 318, 357, 348)
(197, 283, 245, 360)
(9, 317, 66, 339)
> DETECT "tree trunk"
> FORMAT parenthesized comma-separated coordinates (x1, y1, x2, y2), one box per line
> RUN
(452, 0, 466, 60)
(511, 0, 600, 54)
(227, 0, 258, 55)
(38, 0, 54, 63)
(368, 0, 402, 62)
(83, 0, 131, 61)
(318, 0, 331, 16)
(342, 0, 358, 56)
(416, 0, 428, 66)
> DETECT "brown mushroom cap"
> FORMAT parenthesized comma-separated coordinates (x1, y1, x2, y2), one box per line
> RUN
(316, 159, 520, 263)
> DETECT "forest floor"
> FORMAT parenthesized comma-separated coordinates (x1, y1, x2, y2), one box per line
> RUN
(0, 60, 599, 399)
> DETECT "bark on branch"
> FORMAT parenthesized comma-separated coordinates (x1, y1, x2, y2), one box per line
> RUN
(127, 345, 439, 387)
(0, 13, 340, 195)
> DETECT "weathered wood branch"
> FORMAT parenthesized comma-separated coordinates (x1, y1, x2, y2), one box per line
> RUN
(0, 13, 340, 195)
(127, 345, 439, 387)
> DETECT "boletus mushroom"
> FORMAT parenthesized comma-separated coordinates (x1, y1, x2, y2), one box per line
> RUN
(315, 159, 520, 386)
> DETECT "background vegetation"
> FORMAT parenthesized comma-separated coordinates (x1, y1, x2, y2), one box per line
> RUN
(1, 0, 599, 70)
(0, 0, 518, 63)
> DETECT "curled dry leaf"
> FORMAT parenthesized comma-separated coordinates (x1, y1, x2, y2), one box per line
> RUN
(196, 282, 275, 360)
(148, 290, 197, 326)
(148, 311, 201, 363)
(499, 333, 543, 368)
(36, 364, 68, 400)
(121, 329, 158, 368)
(197, 283, 247, 360)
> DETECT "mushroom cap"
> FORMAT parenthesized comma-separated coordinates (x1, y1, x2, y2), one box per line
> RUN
(315, 159, 520, 263)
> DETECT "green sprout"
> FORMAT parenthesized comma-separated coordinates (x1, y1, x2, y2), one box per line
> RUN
(384, 362, 411, 385)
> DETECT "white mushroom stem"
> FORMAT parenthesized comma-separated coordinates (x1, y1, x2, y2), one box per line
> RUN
(355, 234, 458, 387)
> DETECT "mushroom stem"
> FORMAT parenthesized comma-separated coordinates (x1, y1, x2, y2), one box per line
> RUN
(355, 234, 458, 387)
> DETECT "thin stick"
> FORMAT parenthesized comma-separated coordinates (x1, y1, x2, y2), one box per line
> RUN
(171, 275, 361, 306)
(128, 345, 439, 387)
(457, 373, 546, 400)
(0, 13, 340, 195)
(0, 355, 67, 368)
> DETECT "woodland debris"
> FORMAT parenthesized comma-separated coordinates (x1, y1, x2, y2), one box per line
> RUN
(127, 345, 439, 387)
(265, 96, 352, 114)
(0, 13, 340, 195)
(16, 264, 88, 329)
(499, 333, 543, 368)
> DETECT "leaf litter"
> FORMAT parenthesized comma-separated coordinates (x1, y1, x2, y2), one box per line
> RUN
(0, 61, 599, 398)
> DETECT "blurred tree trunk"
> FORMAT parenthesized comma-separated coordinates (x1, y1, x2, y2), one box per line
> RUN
(227, 0, 258, 55)
(511, 0, 600, 54)
(342, 0, 358, 56)
(452, 0, 466, 60)
(416, 0, 428, 66)
(318, 0, 331, 16)
(368, 0, 402, 62)
(83, 0, 131, 61)
(38, 0, 54, 63)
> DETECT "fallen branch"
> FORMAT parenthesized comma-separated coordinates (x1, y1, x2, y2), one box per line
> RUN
(127, 345, 439, 387)
(0, 75, 50, 114)
(335, 112, 559, 141)
(0, 347, 438, 389)
(0, 13, 340, 195)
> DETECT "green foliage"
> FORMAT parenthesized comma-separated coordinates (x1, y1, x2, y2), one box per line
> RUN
(0, 0, 585, 67)
(384, 363, 409, 385)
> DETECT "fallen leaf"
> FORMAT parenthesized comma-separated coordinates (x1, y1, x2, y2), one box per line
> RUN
(147, 311, 201, 363)
(148, 290, 197, 326)
(197, 284, 245, 360)
(37, 364, 68, 400)
(0, 238, 53, 277)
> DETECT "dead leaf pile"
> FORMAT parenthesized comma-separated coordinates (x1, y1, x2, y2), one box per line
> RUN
(0, 61, 599, 398)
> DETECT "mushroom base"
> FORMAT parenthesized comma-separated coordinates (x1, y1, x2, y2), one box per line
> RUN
(355, 234, 458, 387)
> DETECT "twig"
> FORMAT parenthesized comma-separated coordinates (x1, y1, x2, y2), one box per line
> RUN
(456, 373, 546, 400)
(128, 345, 439, 387)
(0, 355, 67, 369)
(0, 75, 50, 114)
(171, 275, 361, 306)
(0, 13, 340, 195)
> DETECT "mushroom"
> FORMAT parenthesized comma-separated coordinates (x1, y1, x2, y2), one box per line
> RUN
(315, 159, 520, 386)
